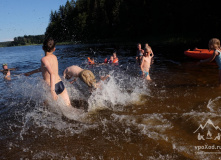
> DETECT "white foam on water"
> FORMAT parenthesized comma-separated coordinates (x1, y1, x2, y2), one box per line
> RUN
(8, 74, 218, 159)
(7, 69, 149, 139)
(87, 72, 149, 112)
(148, 154, 179, 160)
(181, 96, 221, 125)
(32, 150, 76, 160)
(111, 113, 172, 141)
(6, 76, 96, 140)
(206, 96, 221, 113)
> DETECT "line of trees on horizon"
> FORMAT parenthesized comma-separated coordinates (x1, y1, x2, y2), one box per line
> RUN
(0, 35, 45, 47)
(11, 35, 45, 46)
(45, 0, 221, 43)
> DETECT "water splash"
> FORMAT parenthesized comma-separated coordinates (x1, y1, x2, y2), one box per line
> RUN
(87, 69, 149, 112)
(207, 96, 221, 113)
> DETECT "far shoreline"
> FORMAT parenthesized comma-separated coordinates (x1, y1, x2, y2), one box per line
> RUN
(0, 35, 210, 50)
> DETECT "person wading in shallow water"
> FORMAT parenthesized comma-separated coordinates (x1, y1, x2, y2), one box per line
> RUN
(0, 64, 16, 81)
(198, 38, 221, 87)
(136, 43, 144, 66)
(140, 46, 154, 81)
(24, 37, 82, 113)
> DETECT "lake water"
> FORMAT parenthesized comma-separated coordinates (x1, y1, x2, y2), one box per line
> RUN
(1, 44, 221, 159)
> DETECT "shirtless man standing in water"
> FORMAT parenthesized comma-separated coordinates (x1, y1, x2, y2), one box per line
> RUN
(140, 46, 154, 80)
(25, 37, 71, 106)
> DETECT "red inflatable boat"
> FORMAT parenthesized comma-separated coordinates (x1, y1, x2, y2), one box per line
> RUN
(184, 49, 214, 59)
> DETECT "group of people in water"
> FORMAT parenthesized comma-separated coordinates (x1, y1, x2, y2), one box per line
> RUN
(87, 52, 119, 65)
(0, 38, 154, 110)
(0, 38, 114, 110)
(136, 43, 154, 80)
(22, 37, 111, 108)
(1, 37, 221, 110)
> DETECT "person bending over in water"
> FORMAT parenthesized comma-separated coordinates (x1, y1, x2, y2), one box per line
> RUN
(63, 65, 109, 91)
(24, 37, 72, 106)
(198, 38, 221, 87)
(0, 64, 16, 80)
(140, 46, 154, 80)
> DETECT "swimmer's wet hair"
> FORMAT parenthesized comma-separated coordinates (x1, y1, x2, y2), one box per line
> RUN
(209, 38, 220, 50)
(43, 37, 56, 52)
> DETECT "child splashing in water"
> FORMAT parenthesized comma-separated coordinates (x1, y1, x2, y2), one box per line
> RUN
(0, 64, 16, 80)
(144, 43, 154, 64)
(25, 37, 81, 112)
(199, 38, 221, 87)
(63, 65, 110, 92)
(140, 46, 154, 80)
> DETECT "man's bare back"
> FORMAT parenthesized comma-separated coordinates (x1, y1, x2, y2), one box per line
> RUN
(63, 65, 84, 79)
(25, 37, 72, 106)
(64, 65, 110, 90)
(41, 54, 61, 85)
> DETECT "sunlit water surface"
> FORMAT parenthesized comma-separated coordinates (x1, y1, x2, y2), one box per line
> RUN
(1, 44, 221, 159)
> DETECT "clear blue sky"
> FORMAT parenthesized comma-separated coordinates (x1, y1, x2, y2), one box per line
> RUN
(0, 0, 68, 42)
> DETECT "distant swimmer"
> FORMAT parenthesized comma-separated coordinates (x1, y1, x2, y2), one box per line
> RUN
(24, 37, 73, 107)
(88, 57, 95, 65)
(63, 65, 110, 91)
(144, 43, 154, 64)
(198, 38, 221, 87)
(136, 43, 144, 66)
(102, 51, 118, 64)
(113, 52, 119, 63)
(140, 46, 154, 80)
(108, 56, 114, 64)
(0, 64, 16, 80)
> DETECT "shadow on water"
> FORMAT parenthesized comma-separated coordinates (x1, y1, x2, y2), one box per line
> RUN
(1, 44, 221, 159)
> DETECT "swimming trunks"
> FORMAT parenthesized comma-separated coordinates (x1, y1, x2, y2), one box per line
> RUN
(139, 71, 149, 77)
(79, 70, 96, 88)
(55, 81, 65, 95)
(215, 50, 221, 70)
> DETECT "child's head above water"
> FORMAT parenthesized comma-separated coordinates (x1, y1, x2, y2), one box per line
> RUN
(144, 47, 151, 56)
(43, 37, 56, 52)
(209, 38, 220, 50)
(2, 63, 8, 69)
(144, 43, 149, 49)
(137, 43, 141, 49)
